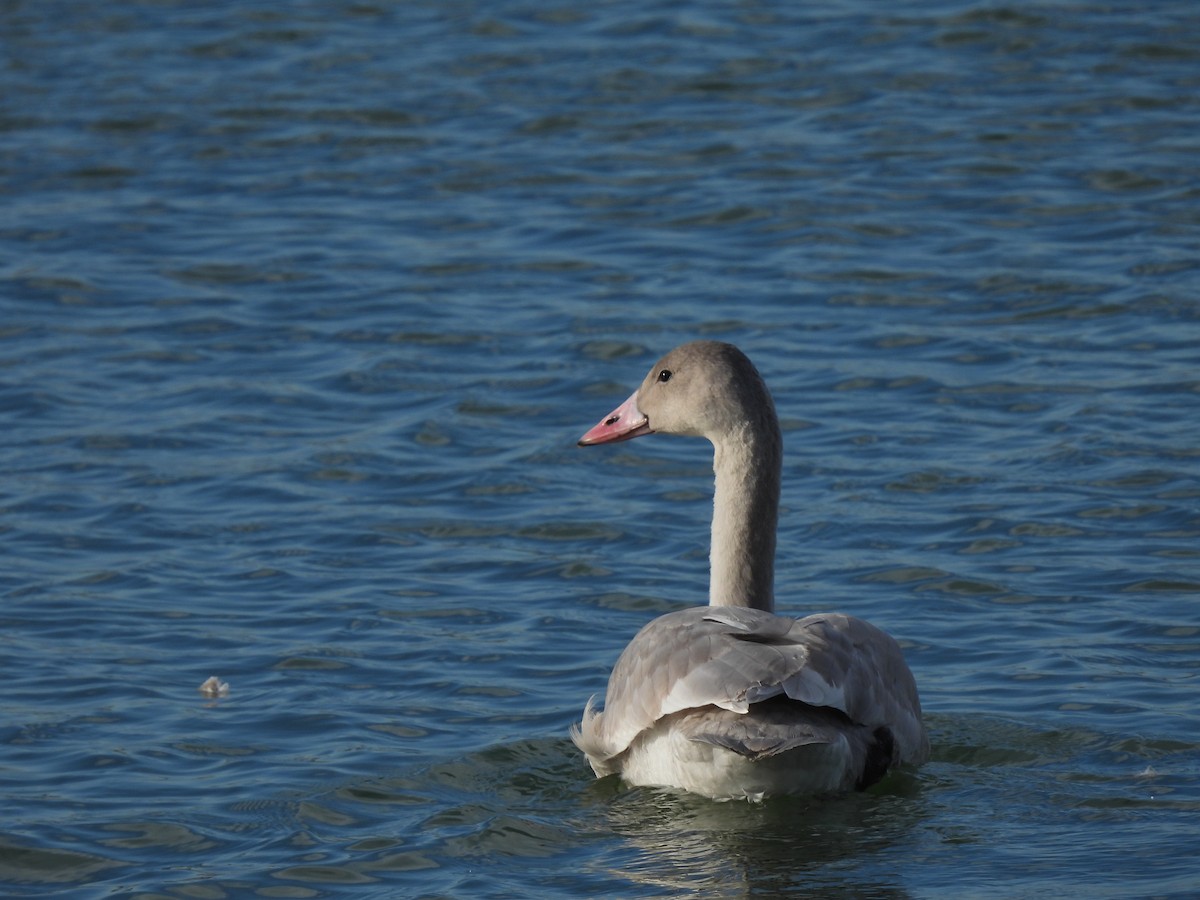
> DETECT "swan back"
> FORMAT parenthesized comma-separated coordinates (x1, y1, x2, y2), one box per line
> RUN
(572, 606, 928, 780)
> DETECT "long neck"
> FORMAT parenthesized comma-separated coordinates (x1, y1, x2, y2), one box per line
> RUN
(708, 419, 781, 612)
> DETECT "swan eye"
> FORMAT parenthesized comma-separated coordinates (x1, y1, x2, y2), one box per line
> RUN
(657, 369, 673, 383)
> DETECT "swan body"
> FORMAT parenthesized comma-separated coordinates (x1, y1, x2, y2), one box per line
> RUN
(572, 341, 927, 800)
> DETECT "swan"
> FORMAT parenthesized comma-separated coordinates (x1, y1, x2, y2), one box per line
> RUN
(571, 340, 928, 800)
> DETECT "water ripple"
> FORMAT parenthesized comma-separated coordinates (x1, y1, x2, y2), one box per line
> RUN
(2, 0, 1199, 896)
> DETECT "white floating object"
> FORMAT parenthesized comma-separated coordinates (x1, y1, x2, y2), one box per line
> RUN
(199, 675, 230, 698)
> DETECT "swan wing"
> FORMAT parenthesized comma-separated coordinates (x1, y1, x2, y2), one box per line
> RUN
(573, 607, 926, 769)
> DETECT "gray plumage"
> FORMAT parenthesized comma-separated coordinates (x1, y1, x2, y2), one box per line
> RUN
(572, 606, 927, 789)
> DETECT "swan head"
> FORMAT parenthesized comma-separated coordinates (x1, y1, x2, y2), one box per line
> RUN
(578, 341, 775, 446)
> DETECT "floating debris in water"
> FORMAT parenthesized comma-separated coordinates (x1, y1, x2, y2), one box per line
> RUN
(199, 676, 230, 698)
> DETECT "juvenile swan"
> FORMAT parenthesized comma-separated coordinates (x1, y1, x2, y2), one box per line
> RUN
(571, 341, 927, 800)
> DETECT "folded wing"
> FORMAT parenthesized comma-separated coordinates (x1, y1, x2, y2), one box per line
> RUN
(572, 606, 927, 775)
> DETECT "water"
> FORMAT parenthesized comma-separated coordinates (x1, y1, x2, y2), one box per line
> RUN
(2, 0, 1198, 896)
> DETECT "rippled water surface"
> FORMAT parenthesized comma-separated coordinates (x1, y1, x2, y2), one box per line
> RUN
(3, 1, 1199, 896)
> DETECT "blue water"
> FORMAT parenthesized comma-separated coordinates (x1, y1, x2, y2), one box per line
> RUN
(3, 1, 1199, 896)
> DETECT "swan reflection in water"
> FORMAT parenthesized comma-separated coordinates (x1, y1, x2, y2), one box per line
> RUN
(583, 774, 925, 897)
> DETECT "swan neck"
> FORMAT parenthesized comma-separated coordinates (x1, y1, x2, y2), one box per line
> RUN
(708, 423, 781, 613)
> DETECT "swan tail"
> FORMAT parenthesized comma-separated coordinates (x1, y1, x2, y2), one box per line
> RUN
(571, 696, 621, 777)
